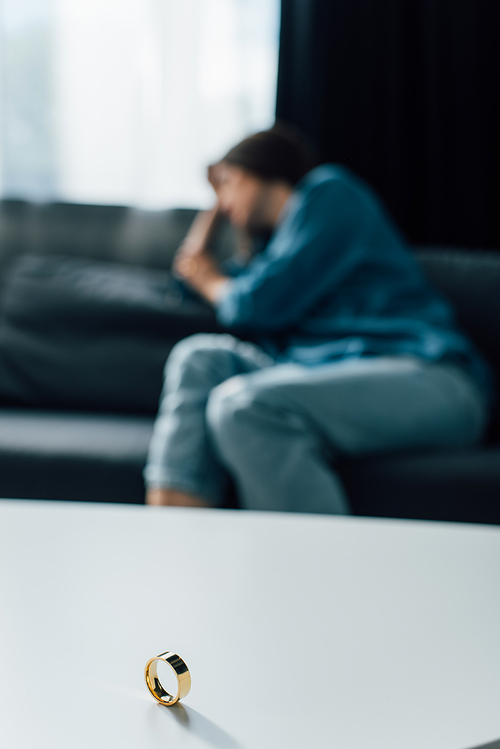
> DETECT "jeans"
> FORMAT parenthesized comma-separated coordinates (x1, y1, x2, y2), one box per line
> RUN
(144, 333, 488, 514)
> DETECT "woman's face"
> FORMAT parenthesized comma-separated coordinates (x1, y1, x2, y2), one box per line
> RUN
(210, 163, 270, 232)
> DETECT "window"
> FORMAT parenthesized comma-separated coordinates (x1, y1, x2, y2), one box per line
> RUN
(0, 0, 280, 207)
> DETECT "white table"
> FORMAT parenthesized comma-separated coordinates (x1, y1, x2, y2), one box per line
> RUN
(0, 500, 499, 749)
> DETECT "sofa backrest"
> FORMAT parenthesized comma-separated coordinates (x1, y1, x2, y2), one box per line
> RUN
(1, 199, 499, 384)
(0, 200, 233, 279)
(414, 247, 500, 386)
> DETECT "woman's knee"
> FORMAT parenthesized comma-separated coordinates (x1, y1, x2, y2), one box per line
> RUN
(207, 377, 246, 441)
(206, 376, 278, 459)
(166, 333, 222, 370)
(164, 333, 237, 386)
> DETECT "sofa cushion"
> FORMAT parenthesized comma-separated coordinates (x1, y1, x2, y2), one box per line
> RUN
(0, 409, 154, 503)
(340, 446, 500, 524)
(1, 409, 498, 523)
(0, 254, 219, 413)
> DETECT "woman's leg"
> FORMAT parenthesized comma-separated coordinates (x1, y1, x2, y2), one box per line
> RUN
(144, 333, 273, 506)
(206, 356, 488, 514)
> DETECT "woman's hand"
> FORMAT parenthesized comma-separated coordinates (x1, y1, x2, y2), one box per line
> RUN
(207, 163, 224, 195)
(172, 202, 230, 304)
(178, 204, 221, 256)
(174, 243, 229, 305)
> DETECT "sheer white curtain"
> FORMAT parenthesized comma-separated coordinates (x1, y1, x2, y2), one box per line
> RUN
(0, 0, 280, 207)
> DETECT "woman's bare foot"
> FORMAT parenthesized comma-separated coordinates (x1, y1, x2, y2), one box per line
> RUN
(146, 487, 211, 508)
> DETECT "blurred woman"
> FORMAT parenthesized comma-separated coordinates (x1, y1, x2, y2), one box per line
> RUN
(144, 124, 491, 513)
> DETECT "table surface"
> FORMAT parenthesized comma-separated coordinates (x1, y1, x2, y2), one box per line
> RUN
(0, 500, 499, 749)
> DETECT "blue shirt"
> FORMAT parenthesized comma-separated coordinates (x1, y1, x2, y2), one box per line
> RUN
(216, 165, 492, 396)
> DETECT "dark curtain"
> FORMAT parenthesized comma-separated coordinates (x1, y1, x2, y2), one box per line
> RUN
(276, 0, 500, 248)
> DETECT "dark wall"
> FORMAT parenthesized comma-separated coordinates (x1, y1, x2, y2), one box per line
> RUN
(276, 0, 500, 248)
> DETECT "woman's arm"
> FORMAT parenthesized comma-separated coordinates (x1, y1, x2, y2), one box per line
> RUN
(216, 178, 366, 330)
(176, 204, 221, 256)
(173, 205, 230, 305)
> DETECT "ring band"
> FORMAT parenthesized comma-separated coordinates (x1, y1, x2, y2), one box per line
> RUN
(144, 651, 191, 706)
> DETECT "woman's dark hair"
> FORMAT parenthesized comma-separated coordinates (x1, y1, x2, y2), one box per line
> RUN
(217, 122, 319, 187)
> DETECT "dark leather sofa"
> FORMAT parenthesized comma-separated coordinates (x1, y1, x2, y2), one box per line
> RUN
(0, 199, 498, 523)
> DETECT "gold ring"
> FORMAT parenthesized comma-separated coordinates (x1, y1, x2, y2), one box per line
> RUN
(144, 651, 191, 706)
